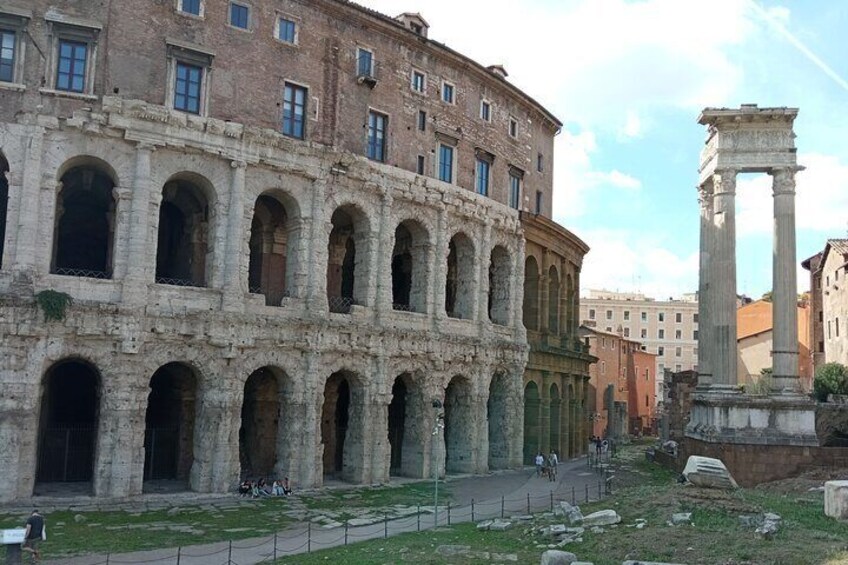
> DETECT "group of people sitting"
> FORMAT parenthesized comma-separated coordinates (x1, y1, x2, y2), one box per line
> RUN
(534, 451, 559, 481)
(238, 477, 292, 498)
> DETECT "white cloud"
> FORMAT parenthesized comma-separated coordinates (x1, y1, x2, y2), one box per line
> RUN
(586, 170, 642, 190)
(618, 111, 644, 140)
(578, 229, 699, 299)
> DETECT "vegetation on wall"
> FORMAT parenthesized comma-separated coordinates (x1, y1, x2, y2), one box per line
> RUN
(35, 290, 73, 322)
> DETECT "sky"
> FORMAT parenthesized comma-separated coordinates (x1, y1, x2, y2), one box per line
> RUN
(358, 0, 848, 300)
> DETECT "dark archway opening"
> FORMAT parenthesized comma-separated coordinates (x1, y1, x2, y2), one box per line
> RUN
(487, 372, 510, 470)
(391, 221, 428, 312)
(322, 372, 357, 477)
(523, 256, 540, 330)
(445, 233, 474, 319)
(156, 178, 210, 287)
(548, 267, 560, 334)
(327, 208, 359, 313)
(0, 153, 8, 268)
(488, 245, 511, 325)
(388, 378, 407, 474)
(444, 376, 473, 474)
(143, 363, 198, 489)
(249, 194, 294, 306)
(36, 360, 100, 492)
(523, 381, 540, 465)
(549, 384, 561, 458)
(52, 166, 116, 278)
(239, 368, 280, 478)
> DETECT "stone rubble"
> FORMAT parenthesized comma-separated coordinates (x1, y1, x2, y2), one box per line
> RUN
(581, 509, 621, 526)
(540, 549, 578, 565)
(682, 456, 738, 490)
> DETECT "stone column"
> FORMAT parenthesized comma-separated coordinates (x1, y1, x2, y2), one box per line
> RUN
(110, 187, 133, 280)
(12, 128, 43, 274)
(122, 143, 155, 304)
(771, 167, 800, 392)
(190, 385, 241, 493)
(512, 238, 526, 338)
(476, 220, 492, 326)
(222, 160, 247, 311)
(539, 251, 551, 333)
(697, 182, 714, 388)
(711, 169, 738, 388)
(374, 187, 393, 322)
(93, 378, 147, 498)
(431, 206, 448, 325)
(539, 372, 551, 455)
(304, 178, 327, 311)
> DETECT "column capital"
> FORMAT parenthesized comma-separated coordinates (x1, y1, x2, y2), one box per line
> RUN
(712, 168, 737, 196)
(697, 183, 713, 204)
(135, 141, 158, 152)
(230, 159, 247, 170)
(770, 167, 797, 195)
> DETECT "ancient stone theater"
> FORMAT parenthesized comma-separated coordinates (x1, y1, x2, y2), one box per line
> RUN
(0, 0, 590, 502)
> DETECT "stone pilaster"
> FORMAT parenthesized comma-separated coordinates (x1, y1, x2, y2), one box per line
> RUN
(374, 186, 393, 321)
(771, 167, 800, 392)
(476, 220, 492, 326)
(539, 373, 551, 455)
(697, 182, 714, 388)
(122, 143, 155, 303)
(12, 128, 43, 274)
(209, 200, 228, 289)
(222, 160, 247, 310)
(110, 186, 133, 281)
(539, 250, 551, 333)
(711, 168, 738, 387)
(190, 385, 241, 493)
(304, 178, 327, 310)
(512, 237, 526, 338)
(431, 205, 448, 324)
(93, 378, 147, 498)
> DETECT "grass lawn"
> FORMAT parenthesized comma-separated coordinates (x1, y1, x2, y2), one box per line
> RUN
(301, 481, 451, 513)
(277, 446, 848, 565)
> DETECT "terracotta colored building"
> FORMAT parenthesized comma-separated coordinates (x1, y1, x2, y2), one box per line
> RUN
(628, 349, 657, 435)
(736, 299, 812, 389)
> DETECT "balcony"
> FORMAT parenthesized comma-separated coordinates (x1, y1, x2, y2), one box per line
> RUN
(356, 56, 379, 88)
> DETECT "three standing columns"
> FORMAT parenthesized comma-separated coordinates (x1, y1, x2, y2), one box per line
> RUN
(697, 166, 801, 391)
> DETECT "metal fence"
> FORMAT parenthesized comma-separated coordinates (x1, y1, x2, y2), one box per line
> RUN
(37, 426, 96, 483)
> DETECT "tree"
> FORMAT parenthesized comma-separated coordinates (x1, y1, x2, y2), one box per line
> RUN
(813, 363, 848, 402)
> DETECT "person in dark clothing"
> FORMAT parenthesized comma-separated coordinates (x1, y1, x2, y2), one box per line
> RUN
(22, 509, 44, 563)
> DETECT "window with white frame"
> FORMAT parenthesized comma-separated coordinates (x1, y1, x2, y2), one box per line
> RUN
(441, 81, 454, 103)
(606, 310, 612, 320)
(658, 312, 665, 322)
(675, 346, 682, 357)
(0, 11, 29, 86)
(47, 21, 100, 95)
(416, 155, 425, 175)
(282, 82, 307, 139)
(0, 29, 14, 83)
(276, 16, 296, 43)
(641, 312, 647, 322)
(166, 42, 213, 116)
(589, 309, 595, 319)
(508, 116, 517, 137)
(640, 328, 647, 339)
(178, 0, 203, 16)
(675, 329, 682, 339)
(366, 110, 387, 162)
(411, 70, 425, 93)
(537, 153, 544, 173)
(476, 153, 492, 196)
(624, 327, 630, 337)
(229, 2, 250, 30)
(658, 346, 664, 356)
(417, 110, 426, 131)
(509, 168, 522, 210)
(535, 190, 542, 214)
(658, 329, 665, 339)
(624, 310, 630, 321)
(357, 47, 374, 78)
(438, 143, 454, 183)
(480, 99, 491, 121)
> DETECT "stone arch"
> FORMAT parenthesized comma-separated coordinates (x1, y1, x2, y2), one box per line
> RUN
(35, 359, 101, 492)
(444, 375, 474, 473)
(388, 372, 426, 477)
(155, 173, 215, 287)
(391, 219, 430, 313)
(523, 380, 541, 464)
(51, 158, 118, 279)
(548, 266, 561, 334)
(321, 370, 366, 482)
(549, 383, 561, 458)
(487, 371, 511, 470)
(565, 273, 575, 338)
(523, 256, 540, 330)
(248, 190, 302, 305)
(0, 151, 8, 268)
(445, 231, 475, 319)
(143, 362, 200, 490)
(326, 204, 371, 313)
(239, 366, 295, 478)
(488, 245, 512, 325)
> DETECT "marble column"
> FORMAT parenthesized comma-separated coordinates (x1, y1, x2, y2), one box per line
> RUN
(771, 167, 800, 392)
(711, 169, 738, 387)
(222, 160, 247, 310)
(697, 182, 714, 388)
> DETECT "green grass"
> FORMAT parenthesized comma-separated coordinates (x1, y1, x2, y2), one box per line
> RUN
(301, 482, 452, 512)
(0, 498, 295, 558)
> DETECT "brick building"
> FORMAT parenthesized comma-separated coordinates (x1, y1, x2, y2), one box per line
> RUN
(803, 240, 848, 371)
(0, 0, 591, 502)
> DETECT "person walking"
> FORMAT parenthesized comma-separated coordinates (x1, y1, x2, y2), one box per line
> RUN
(534, 452, 545, 477)
(22, 509, 45, 563)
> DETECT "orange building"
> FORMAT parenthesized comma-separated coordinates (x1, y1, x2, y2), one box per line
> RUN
(629, 349, 657, 435)
(736, 300, 812, 389)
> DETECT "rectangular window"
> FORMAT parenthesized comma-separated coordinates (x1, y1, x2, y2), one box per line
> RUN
(174, 62, 202, 114)
(601, 338, 606, 348)
(675, 364, 682, 372)
(277, 17, 296, 43)
(828, 320, 832, 339)
(640, 328, 647, 339)
(675, 347, 682, 357)
(508, 117, 517, 137)
(230, 2, 250, 29)
(509, 173, 521, 209)
(601, 361, 606, 375)
(476, 158, 490, 196)
(606, 310, 612, 320)
(411, 70, 425, 93)
(282, 82, 307, 139)
(442, 81, 454, 103)
(693, 330, 699, 340)
(180, 0, 201, 15)
(624, 311, 630, 321)
(589, 309, 595, 320)
(675, 329, 682, 340)
(438, 143, 453, 183)
(480, 100, 491, 121)
(0, 30, 14, 83)
(659, 363, 664, 373)
(675, 312, 682, 323)
(838, 317, 841, 338)
(535, 191, 543, 214)
(417, 110, 427, 131)
(658, 312, 665, 322)
(658, 329, 665, 339)
(641, 312, 647, 322)
(624, 328, 630, 338)
(693, 313, 699, 323)
(658, 346, 664, 356)
(366, 110, 387, 162)
(357, 48, 373, 77)
(56, 40, 88, 93)
(693, 347, 698, 356)
(416, 155, 425, 175)
(537, 153, 544, 173)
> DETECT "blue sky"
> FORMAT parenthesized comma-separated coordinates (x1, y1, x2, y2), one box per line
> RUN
(359, 0, 848, 299)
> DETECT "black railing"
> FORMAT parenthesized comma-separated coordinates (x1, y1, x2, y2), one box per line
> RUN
(37, 425, 96, 483)
(53, 268, 110, 279)
(328, 295, 354, 314)
(392, 303, 413, 312)
(155, 276, 196, 287)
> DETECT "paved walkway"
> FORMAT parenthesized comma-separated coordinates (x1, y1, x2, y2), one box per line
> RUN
(45, 457, 610, 565)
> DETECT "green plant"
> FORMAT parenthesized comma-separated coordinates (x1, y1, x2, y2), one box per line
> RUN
(35, 290, 73, 322)
(813, 362, 848, 401)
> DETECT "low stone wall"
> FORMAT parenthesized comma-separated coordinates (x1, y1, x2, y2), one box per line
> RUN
(679, 438, 848, 487)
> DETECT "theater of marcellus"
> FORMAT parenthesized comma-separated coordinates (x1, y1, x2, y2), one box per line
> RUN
(0, 0, 591, 502)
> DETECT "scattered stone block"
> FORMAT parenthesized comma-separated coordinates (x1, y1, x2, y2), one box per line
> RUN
(476, 519, 494, 531)
(436, 545, 470, 557)
(491, 553, 519, 562)
(581, 509, 621, 526)
(590, 526, 605, 534)
(490, 519, 513, 531)
(825, 481, 848, 519)
(548, 524, 567, 536)
(682, 456, 738, 489)
(540, 549, 578, 565)
(671, 512, 692, 525)
(755, 521, 778, 539)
